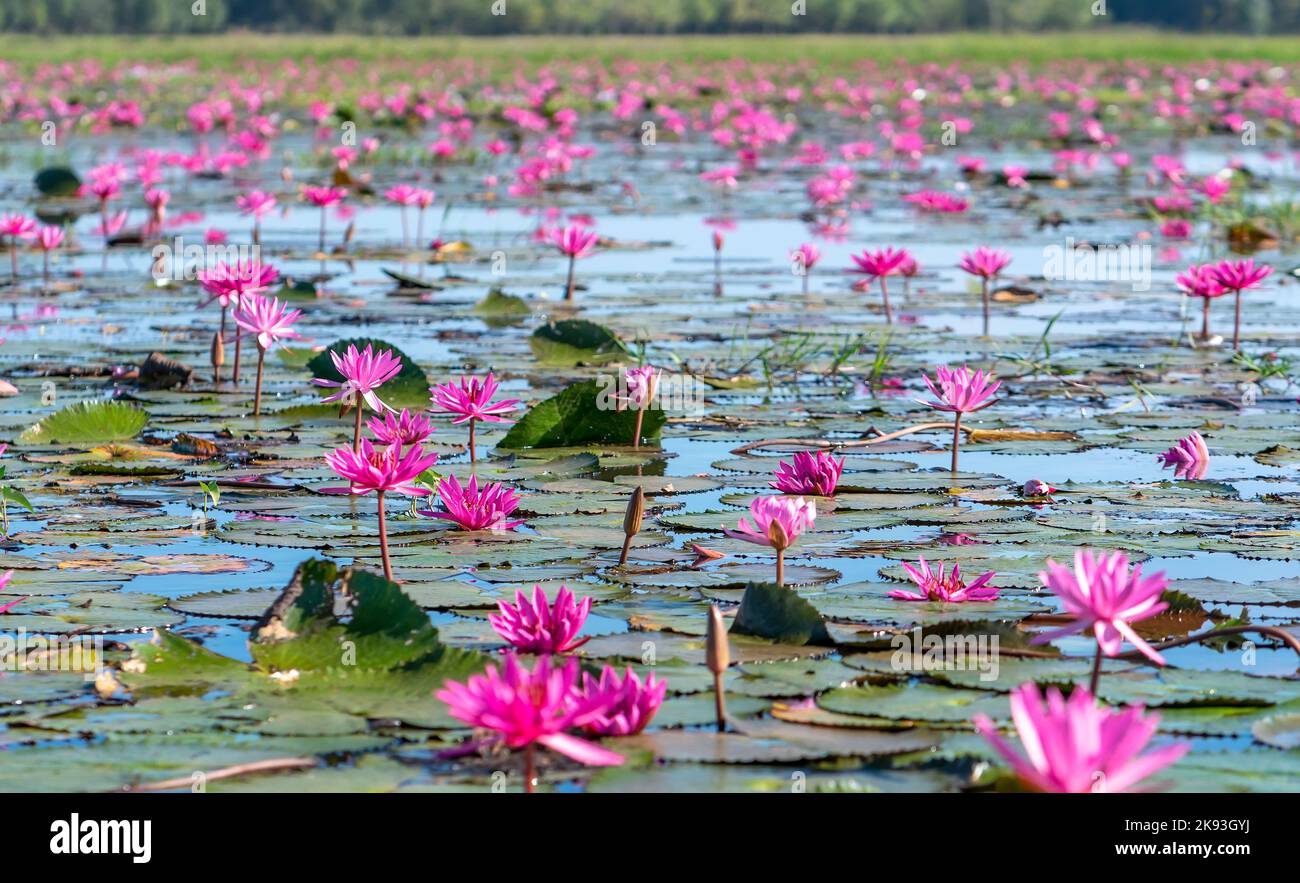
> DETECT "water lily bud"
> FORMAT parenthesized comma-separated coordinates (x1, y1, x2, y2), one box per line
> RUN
(210, 330, 225, 369)
(623, 485, 645, 538)
(706, 605, 730, 674)
(766, 518, 789, 553)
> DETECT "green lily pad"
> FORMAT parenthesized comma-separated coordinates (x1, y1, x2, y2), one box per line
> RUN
(34, 166, 82, 197)
(529, 319, 627, 365)
(499, 379, 664, 449)
(731, 582, 833, 646)
(21, 401, 149, 444)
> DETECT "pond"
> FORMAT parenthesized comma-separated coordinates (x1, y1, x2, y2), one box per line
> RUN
(0, 50, 1298, 793)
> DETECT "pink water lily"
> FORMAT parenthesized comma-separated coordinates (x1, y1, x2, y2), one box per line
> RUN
(302, 185, 347, 251)
(323, 439, 438, 580)
(198, 260, 279, 309)
(959, 247, 1012, 336)
(792, 242, 821, 293)
(420, 474, 523, 531)
(489, 584, 592, 654)
(36, 225, 63, 289)
(312, 343, 404, 449)
(918, 364, 1000, 472)
(849, 246, 911, 324)
(974, 683, 1188, 793)
(198, 260, 279, 386)
(1175, 264, 1227, 341)
(770, 451, 844, 497)
(1209, 258, 1272, 351)
(322, 438, 437, 498)
(0, 213, 37, 280)
(429, 373, 520, 462)
(384, 184, 422, 245)
(436, 654, 624, 792)
(577, 666, 668, 737)
(888, 556, 998, 603)
(619, 365, 661, 449)
(723, 495, 817, 585)
(552, 223, 598, 300)
(367, 408, 433, 447)
(231, 293, 302, 416)
(1032, 549, 1170, 691)
(237, 190, 277, 243)
(1157, 431, 1209, 480)
(1022, 479, 1058, 497)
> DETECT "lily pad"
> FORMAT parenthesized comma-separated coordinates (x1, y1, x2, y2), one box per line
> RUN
(499, 379, 664, 449)
(21, 401, 149, 444)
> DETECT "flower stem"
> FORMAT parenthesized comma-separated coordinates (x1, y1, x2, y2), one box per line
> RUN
(713, 671, 727, 733)
(319, 207, 327, 253)
(1089, 643, 1103, 696)
(217, 307, 227, 384)
(951, 412, 963, 473)
(232, 326, 242, 388)
(632, 406, 645, 450)
(775, 548, 785, 586)
(524, 743, 537, 794)
(564, 255, 576, 301)
(1201, 297, 1211, 341)
(880, 277, 894, 325)
(253, 348, 265, 416)
(376, 490, 392, 582)
(1232, 289, 1242, 351)
(981, 278, 991, 337)
(352, 403, 364, 452)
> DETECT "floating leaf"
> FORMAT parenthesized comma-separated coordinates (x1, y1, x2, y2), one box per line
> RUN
(731, 582, 833, 646)
(499, 379, 664, 449)
(529, 319, 627, 366)
(21, 401, 149, 444)
(34, 167, 82, 197)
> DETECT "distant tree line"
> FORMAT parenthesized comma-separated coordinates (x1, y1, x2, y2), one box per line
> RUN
(0, 0, 1295, 35)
